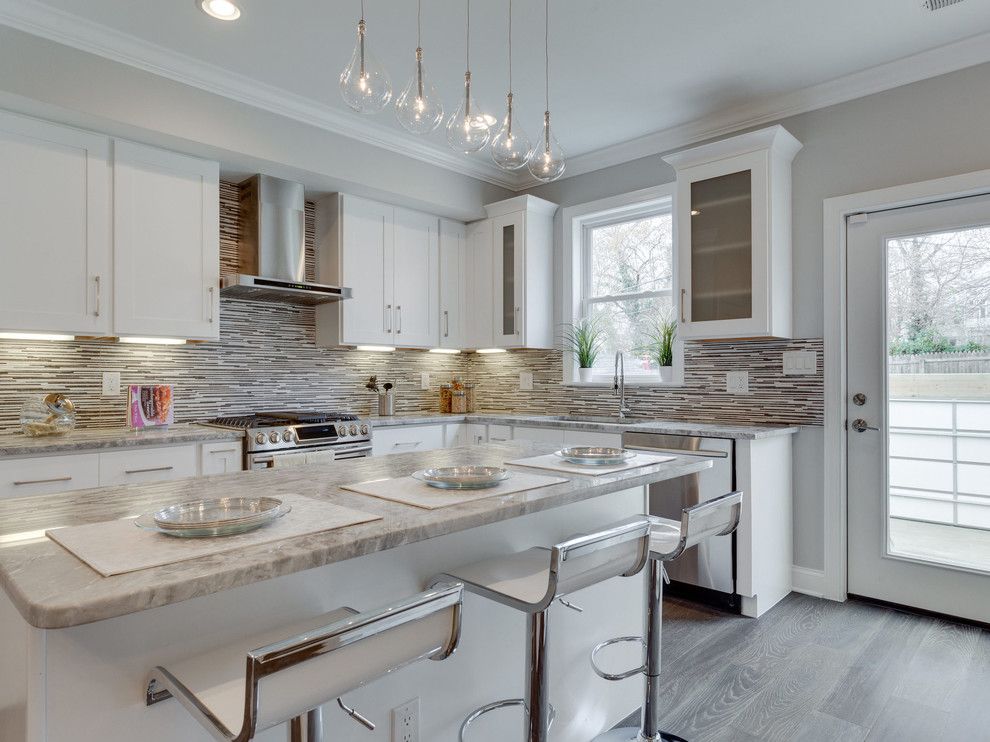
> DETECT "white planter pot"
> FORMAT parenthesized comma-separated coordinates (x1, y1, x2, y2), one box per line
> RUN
(578, 367, 595, 383)
(658, 366, 674, 383)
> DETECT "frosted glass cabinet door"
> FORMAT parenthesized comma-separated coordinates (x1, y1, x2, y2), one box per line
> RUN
(0, 111, 111, 336)
(493, 212, 525, 347)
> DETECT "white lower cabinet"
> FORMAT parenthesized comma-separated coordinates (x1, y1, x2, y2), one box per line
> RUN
(200, 441, 244, 476)
(512, 426, 565, 445)
(371, 425, 445, 456)
(0, 453, 100, 500)
(488, 424, 513, 443)
(98, 445, 198, 486)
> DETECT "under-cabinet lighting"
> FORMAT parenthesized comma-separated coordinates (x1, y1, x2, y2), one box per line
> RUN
(356, 345, 396, 352)
(198, 0, 241, 21)
(476, 348, 507, 354)
(0, 332, 74, 341)
(429, 348, 461, 354)
(118, 337, 188, 346)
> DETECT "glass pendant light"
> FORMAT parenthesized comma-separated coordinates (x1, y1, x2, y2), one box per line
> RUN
(490, 0, 532, 170)
(528, 0, 565, 182)
(395, 0, 444, 133)
(339, 0, 392, 114)
(446, 0, 493, 153)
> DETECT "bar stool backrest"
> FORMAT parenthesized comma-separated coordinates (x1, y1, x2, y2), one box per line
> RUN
(550, 516, 652, 598)
(652, 491, 743, 561)
(246, 583, 463, 734)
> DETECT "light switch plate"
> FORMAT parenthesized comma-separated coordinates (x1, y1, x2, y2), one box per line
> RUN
(420, 372, 430, 390)
(726, 371, 749, 394)
(519, 371, 534, 391)
(102, 371, 121, 397)
(783, 350, 817, 375)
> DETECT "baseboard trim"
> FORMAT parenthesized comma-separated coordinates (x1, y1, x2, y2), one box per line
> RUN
(791, 566, 827, 598)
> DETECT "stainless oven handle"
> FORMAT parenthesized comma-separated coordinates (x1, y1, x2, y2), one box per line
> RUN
(625, 445, 728, 458)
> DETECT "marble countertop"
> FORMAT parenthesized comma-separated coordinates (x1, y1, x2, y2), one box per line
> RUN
(0, 441, 710, 629)
(0, 423, 244, 459)
(368, 412, 799, 440)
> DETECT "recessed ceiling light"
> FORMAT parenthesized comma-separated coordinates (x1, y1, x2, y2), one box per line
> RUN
(198, 0, 241, 21)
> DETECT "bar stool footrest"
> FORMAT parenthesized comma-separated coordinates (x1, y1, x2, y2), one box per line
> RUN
(459, 698, 556, 741)
(590, 636, 647, 681)
(591, 726, 689, 742)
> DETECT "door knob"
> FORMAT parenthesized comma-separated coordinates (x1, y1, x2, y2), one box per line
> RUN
(850, 418, 879, 432)
(852, 393, 866, 406)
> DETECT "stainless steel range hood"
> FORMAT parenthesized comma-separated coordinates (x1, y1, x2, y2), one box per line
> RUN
(220, 175, 352, 305)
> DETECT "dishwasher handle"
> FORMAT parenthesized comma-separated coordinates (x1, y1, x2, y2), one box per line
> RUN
(625, 444, 728, 458)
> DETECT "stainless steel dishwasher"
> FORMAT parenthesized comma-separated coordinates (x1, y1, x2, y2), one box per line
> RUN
(622, 431, 738, 612)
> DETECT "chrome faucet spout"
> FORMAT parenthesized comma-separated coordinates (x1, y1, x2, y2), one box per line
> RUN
(614, 351, 631, 419)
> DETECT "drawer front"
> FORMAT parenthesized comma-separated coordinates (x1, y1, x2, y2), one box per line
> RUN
(0, 453, 100, 499)
(464, 424, 488, 446)
(99, 445, 198, 486)
(488, 424, 513, 443)
(371, 425, 445, 456)
(200, 441, 244, 476)
(562, 430, 623, 449)
(513, 426, 565, 445)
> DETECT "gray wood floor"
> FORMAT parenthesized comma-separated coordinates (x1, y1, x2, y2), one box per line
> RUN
(616, 593, 990, 742)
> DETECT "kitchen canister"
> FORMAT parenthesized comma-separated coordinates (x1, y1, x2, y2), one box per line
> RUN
(439, 384, 453, 414)
(378, 391, 395, 416)
(464, 384, 477, 413)
(20, 393, 77, 436)
(451, 389, 467, 414)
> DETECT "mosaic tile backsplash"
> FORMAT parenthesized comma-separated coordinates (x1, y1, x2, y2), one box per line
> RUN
(0, 181, 823, 432)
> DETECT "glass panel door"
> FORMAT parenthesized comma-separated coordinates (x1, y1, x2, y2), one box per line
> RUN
(501, 223, 516, 336)
(689, 170, 753, 322)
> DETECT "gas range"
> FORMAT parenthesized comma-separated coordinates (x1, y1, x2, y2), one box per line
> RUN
(203, 410, 372, 469)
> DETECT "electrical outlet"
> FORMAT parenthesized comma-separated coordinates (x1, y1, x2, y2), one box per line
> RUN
(420, 372, 430, 390)
(726, 370, 749, 394)
(782, 350, 816, 375)
(391, 698, 419, 742)
(101, 371, 121, 397)
(519, 371, 533, 391)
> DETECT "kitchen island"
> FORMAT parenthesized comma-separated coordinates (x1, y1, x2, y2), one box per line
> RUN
(0, 441, 711, 742)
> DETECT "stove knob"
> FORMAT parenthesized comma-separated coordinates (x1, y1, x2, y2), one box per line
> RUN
(282, 430, 294, 443)
(349, 424, 358, 436)
(269, 431, 280, 444)
(360, 424, 369, 435)
(337, 425, 347, 437)
(255, 433, 267, 445)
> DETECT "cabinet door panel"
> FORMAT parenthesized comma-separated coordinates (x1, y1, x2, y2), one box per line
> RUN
(113, 141, 219, 339)
(466, 220, 494, 349)
(492, 212, 526, 347)
(0, 453, 100, 500)
(393, 208, 438, 348)
(340, 196, 392, 345)
(200, 442, 243, 475)
(99, 445, 198, 486)
(439, 220, 467, 349)
(0, 111, 111, 335)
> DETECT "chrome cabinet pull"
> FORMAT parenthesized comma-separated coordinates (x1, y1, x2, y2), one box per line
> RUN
(515, 306, 520, 335)
(393, 440, 421, 448)
(125, 466, 174, 475)
(14, 476, 72, 486)
(444, 310, 449, 338)
(208, 448, 239, 454)
(680, 288, 686, 323)
(94, 275, 101, 317)
(385, 304, 392, 333)
(208, 286, 215, 323)
(396, 305, 402, 334)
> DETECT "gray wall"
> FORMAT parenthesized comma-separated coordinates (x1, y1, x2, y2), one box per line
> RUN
(526, 61, 990, 571)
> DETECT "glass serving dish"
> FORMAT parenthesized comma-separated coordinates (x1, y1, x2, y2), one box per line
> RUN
(412, 466, 510, 490)
(135, 497, 290, 538)
(553, 447, 637, 466)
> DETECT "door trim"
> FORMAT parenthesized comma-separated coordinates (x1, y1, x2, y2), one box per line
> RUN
(823, 167, 990, 603)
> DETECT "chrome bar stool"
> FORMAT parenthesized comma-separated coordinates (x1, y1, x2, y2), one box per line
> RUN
(145, 582, 463, 742)
(430, 516, 653, 742)
(590, 491, 743, 742)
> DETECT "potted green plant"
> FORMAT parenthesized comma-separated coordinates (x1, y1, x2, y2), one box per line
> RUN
(641, 312, 677, 382)
(562, 318, 605, 383)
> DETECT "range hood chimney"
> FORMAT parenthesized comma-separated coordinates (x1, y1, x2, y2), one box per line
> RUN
(220, 175, 352, 305)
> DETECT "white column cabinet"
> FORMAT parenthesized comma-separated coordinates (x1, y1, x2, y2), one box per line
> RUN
(439, 219, 468, 349)
(393, 208, 439, 348)
(0, 110, 112, 336)
(465, 218, 495, 349)
(663, 125, 801, 340)
(112, 140, 220, 340)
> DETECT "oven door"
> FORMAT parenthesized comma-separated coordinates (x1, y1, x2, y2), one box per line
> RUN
(247, 442, 372, 470)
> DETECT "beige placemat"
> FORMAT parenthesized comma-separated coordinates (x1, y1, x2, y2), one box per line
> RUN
(341, 472, 568, 510)
(46, 494, 382, 577)
(505, 452, 676, 476)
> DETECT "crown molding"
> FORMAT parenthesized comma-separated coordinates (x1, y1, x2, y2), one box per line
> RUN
(516, 29, 990, 188)
(0, 0, 521, 189)
(2, 0, 989, 193)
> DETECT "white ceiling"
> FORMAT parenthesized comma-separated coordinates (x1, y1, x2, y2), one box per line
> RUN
(4, 0, 990, 186)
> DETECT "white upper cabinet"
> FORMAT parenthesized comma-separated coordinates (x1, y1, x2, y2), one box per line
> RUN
(439, 219, 468, 349)
(392, 207, 439, 348)
(664, 125, 801, 340)
(0, 110, 111, 336)
(316, 194, 439, 349)
(485, 195, 557, 349)
(113, 140, 220, 340)
(465, 218, 495, 349)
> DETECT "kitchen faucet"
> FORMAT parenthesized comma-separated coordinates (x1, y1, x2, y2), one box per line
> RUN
(614, 351, 632, 419)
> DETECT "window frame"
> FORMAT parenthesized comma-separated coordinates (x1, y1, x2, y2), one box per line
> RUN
(559, 183, 684, 387)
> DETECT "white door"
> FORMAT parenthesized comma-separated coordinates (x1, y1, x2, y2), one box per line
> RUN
(0, 111, 111, 336)
(340, 195, 393, 345)
(847, 194, 990, 623)
(492, 211, 526, 347)
(439, 219, 467, 349)
(393, 208, 438, 348)
(113, 141, 219, 340)
(466, 219, 494, 349)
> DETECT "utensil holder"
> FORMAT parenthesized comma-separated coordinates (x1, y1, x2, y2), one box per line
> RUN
(378, 391, 395, 416)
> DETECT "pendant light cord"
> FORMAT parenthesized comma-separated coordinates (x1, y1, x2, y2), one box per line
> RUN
(544, 0, 550, 112)
(417, 0, 421, 48)
(508, 0, 513, 93)
(466, 0, 471, 70)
